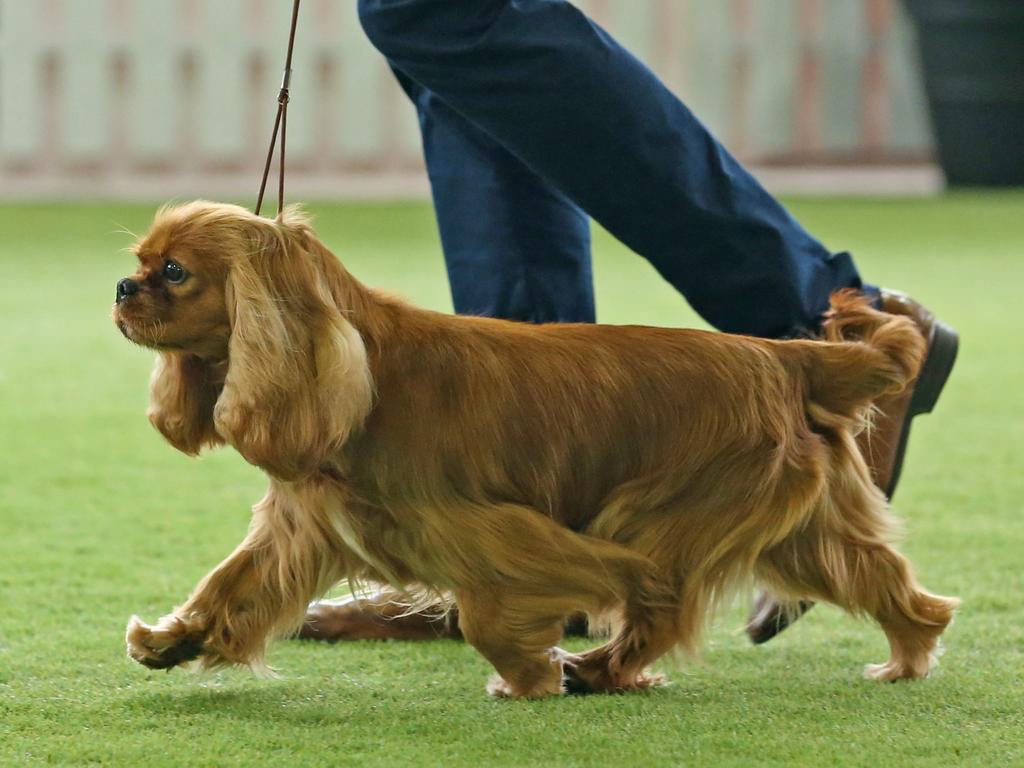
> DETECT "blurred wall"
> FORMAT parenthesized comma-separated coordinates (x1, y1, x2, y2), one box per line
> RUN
(0, 0, 932, 200)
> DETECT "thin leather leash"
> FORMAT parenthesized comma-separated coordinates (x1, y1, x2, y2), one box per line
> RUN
(255, 0, 302, 217)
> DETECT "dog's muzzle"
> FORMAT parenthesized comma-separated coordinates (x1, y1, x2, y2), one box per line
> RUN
(116, 277, 139, 304)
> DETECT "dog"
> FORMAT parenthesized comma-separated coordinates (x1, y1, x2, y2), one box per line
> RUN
(116, 201, 957, 697)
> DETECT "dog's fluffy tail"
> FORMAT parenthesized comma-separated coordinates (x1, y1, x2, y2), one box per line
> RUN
(786, 290, 926, 425)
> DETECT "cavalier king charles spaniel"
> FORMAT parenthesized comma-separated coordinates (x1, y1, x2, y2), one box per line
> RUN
(115, 201, 956, 697)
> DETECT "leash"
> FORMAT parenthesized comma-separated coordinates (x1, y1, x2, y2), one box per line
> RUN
(255, 0, 302, 217)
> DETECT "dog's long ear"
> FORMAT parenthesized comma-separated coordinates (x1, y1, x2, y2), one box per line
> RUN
(213, 210, 374, 481)
(148, 353, 225, 455)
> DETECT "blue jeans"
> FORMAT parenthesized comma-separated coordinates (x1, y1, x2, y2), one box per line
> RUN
(359, 0, 868, 336)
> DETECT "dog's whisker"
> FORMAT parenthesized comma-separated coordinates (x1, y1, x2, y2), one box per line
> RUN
(110, 221, 140, 240)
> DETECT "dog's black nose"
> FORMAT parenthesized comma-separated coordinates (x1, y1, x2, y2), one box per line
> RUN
(116, 278, 139, 304)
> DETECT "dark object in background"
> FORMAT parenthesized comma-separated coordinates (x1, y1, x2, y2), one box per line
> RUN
(905, 0, 1024, 186)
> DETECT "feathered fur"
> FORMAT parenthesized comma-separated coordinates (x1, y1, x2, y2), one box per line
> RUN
(116, 202, 957, 695)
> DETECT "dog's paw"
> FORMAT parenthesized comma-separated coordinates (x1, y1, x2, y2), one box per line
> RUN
(486, 649, 573, 699)
(486, 674, 565, 699)
(563, 667, 666, 695)
(126, 613, 205, 671)
(486, 675, 517, 698)
(559, 649, 666, 695)
(863, 656, 935, 682)
(556, 648, 601, 695)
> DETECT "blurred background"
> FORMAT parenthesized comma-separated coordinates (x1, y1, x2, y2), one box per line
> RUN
(2, 0, 1000, 200)
(2, 3, 1024, 763)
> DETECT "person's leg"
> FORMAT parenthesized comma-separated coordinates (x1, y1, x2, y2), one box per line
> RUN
(392, 68, 595, 323)
(358, 0, 867, 339)
(326, 0, 955, 651)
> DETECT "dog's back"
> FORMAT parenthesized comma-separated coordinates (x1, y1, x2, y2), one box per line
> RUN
(350, 291, 922, 535)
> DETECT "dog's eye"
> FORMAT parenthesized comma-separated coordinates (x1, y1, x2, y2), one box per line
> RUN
(162, 261, 187, 285)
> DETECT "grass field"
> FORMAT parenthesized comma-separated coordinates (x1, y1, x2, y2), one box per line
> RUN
(1, 195, 1022, 766)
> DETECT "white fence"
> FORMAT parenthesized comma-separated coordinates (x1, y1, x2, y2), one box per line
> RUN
(0, 0, 933, 199)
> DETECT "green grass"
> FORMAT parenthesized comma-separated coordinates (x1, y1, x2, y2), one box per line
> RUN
(1, 195, 1022, 766)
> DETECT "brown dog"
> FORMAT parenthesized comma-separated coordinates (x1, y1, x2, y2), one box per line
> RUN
(116, 201, 957, 697)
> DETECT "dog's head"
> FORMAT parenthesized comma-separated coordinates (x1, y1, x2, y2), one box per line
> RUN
(113, 201, 373, 480)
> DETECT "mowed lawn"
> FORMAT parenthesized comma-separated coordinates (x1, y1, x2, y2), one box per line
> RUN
(1, 195, 1022, 767)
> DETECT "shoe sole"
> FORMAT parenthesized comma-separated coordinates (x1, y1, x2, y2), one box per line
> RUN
(884, 320, 960, 499)
(747, 599, 815, 646)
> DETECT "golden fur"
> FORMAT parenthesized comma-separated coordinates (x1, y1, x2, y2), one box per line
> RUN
(116, 201, 957, 696)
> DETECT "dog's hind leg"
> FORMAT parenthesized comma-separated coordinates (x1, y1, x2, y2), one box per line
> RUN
(566, 462, 825, 694)
(856, 550, 958, 681)
(442, 504, 656, 698)
(456, 589, 570, 699)
(757, 494, 957, 681)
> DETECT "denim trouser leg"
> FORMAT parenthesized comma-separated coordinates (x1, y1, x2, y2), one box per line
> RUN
(392, 69, 595, 323)
(360, 0, 866, 337)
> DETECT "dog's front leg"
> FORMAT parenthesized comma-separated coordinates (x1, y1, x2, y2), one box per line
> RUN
(126, 486, 346, 671)
(126, 539, 260, 670)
